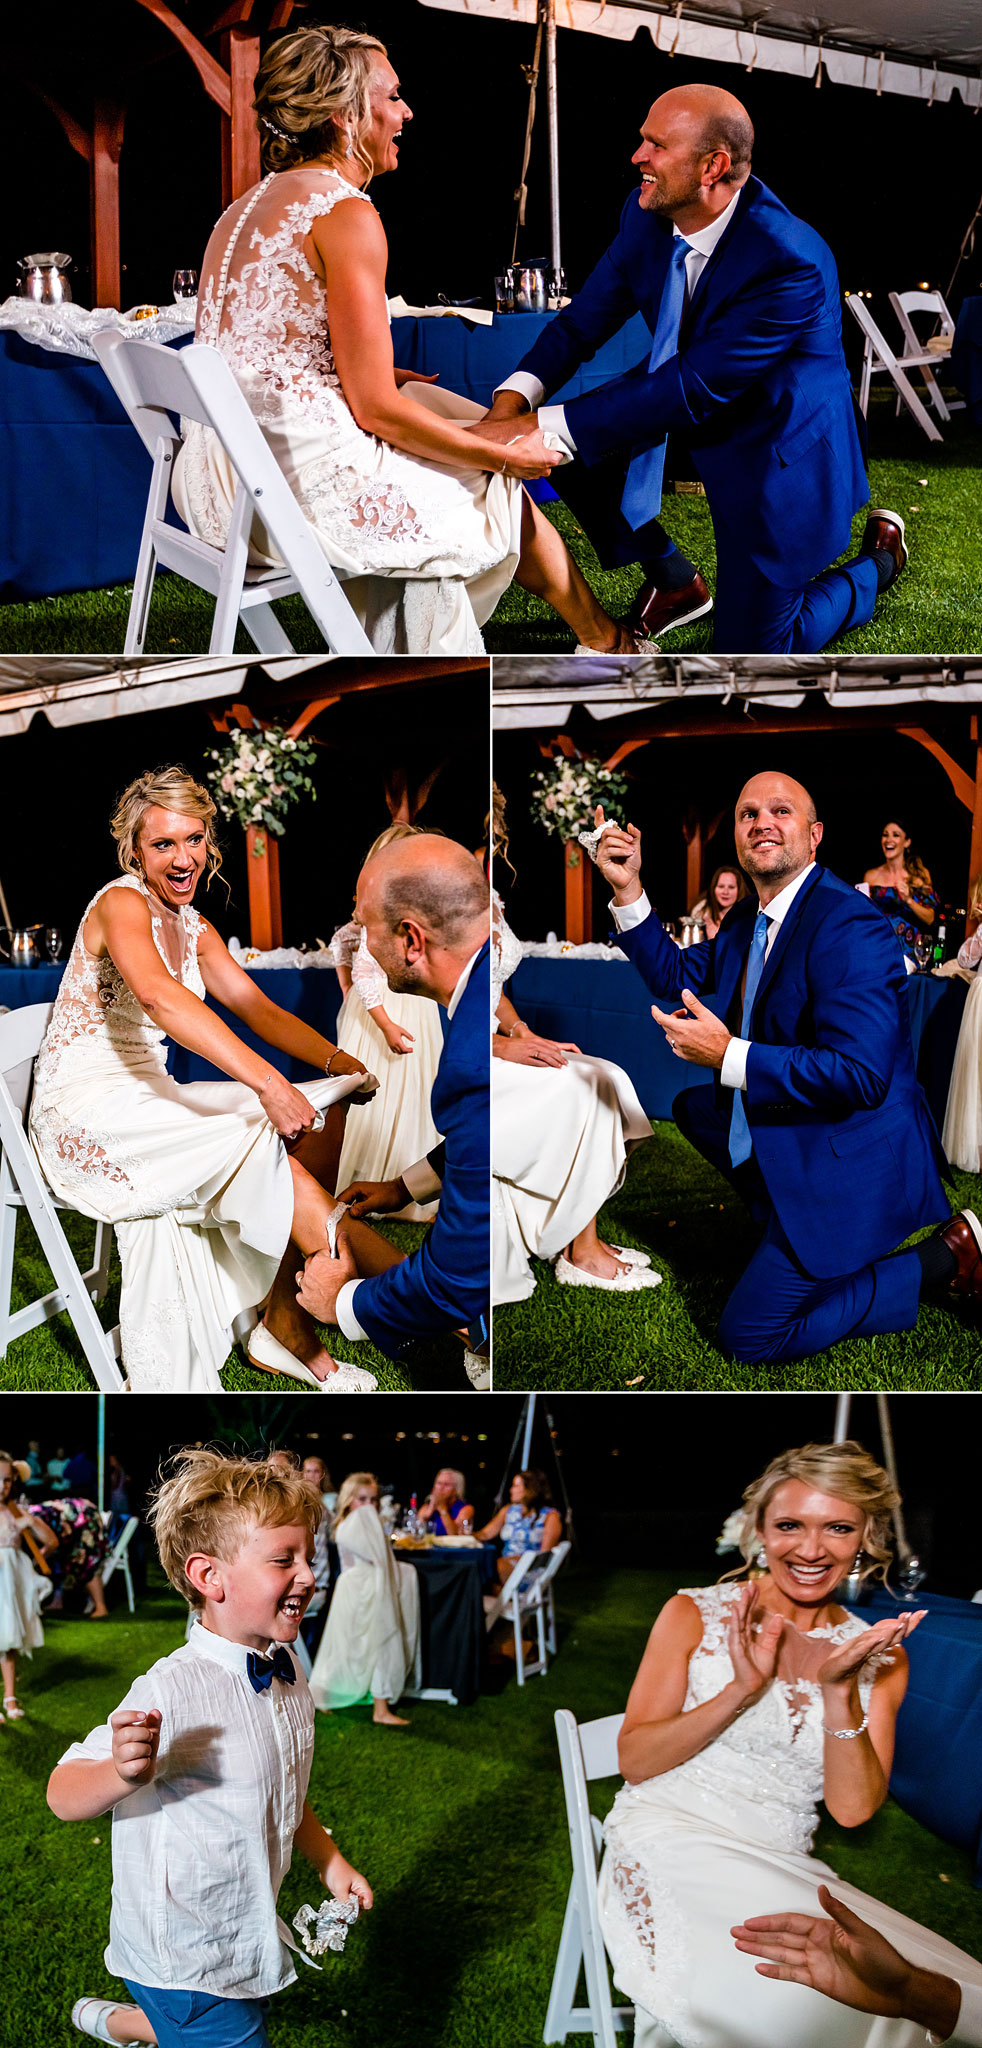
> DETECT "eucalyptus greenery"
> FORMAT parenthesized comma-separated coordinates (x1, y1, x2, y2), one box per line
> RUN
(205, 723, 317, 837)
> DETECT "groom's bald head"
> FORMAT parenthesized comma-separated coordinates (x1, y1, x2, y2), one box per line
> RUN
(356, 834, 489, 1004)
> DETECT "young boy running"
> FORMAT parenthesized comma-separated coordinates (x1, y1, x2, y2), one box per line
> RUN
(49, 1449, 372, 2048)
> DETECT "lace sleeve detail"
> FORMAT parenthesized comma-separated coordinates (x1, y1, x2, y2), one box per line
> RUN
(351, 929, 389, 1011)
(492, 890, 524, 1018)
(330, 921, 359, 970)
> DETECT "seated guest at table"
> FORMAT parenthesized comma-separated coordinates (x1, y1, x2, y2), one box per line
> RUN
(310, 1471, 420, 1727)
(592, 779, 980, 1362)
(689, 864, 749, 940)
(942, 875, 982, 1173)
(27, 764, 383, 1394)
(417, 1467, 473, 1535)
(734, 1886, 982, 2046)
(174, 24, 643, 657)
(476, 1470, 562, 1585)
(331, 823, 444, 1220)
(491, 788, 657, 1305)
(598, 1437, 982, 2048)
(29, 1495, 109, 1617)
(862, 818, 940, 965)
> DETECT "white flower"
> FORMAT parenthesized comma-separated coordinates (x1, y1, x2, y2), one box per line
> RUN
(716, 1508, 747, 1555)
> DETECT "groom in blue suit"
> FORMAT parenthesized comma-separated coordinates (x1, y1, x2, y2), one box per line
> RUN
(594, 777, 982, 1361)
(483, 84, 907, 654)
(295, 834, 489, 1385)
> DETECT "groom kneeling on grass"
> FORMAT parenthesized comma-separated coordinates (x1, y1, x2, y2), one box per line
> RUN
(295, 834, 491, 1390)
(593, 774, 982, 1363)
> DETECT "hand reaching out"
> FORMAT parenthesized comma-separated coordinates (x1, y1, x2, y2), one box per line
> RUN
(815, 1611, 925, 1691)
(731, 1884, 960, 2032)
(591, 805, 643, 902)
(651, 989, 732, 1069)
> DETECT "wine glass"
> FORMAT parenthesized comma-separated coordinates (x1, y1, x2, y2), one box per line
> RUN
(913, 934, 933, 973)
(898, 1555, 927, 1601)
(172, 269, 199, 302)
(458, 1514, 473, 1538)
(44, 927, 63, 962)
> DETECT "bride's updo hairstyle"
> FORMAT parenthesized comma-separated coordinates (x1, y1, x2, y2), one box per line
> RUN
(732, 1440, 899, 1586)
(111, 765, 223, 889)
(254, 25, 387, 180)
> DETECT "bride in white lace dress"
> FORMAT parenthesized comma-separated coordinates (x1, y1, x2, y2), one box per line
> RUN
(28, 767, 401, 1393)
(598, 1441, 982, 2048)
(172, 24, 642, 658)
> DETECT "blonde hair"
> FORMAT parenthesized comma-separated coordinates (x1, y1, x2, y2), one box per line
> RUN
(489, 781, 516, 879)
(364, 821, 426, 863)
(728, 1440, 898, 1585)
(434, 1467, 466, 1499)
(148, 1447, 322, 1608)
(254, 25, 387, 183)
(111, 766, 223, 888)
(332, 1470, 378, 1532)
(968, 873, 982, 924)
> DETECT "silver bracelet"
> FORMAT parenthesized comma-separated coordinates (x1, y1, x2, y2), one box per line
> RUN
(822, 1710, 869, 1739)
(325, 1049, 344, 1075)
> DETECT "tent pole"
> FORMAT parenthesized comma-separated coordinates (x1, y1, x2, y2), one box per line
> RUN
(876, 1393, 911, 1564)
(521, 1393, 537, 1469)
(544, 0, 562, 279)
(833, 1394, 851, 1439)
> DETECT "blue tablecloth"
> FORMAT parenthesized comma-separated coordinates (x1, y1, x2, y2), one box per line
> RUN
(0, 312, 650, 600)
(508, 956, 965, 1126)
(846, 1586, 982, 1881)
(951, 297, 982, 427)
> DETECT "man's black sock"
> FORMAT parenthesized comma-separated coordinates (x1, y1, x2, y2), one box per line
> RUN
(914, 1233, 957, 1293)
(641, 545, 699, 592)
(869, 547, 896, 593)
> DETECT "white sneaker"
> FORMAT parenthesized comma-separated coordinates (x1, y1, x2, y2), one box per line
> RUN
(72, 1998, 142, 2048)
(463, 1350, 491, 1390)
(554, 1252, 662, 1293)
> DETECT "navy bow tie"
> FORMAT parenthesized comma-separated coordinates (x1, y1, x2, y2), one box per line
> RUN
(246, 1646, 297, 1694)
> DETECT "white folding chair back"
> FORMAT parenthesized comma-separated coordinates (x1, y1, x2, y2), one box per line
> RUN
(91, 331, 373, 658)
(483, 1541, 571, 1684)
(0, 1005, 123, 1390)
(545, 1708, 633, 2048)
(847, 295, 943, 441)
(526, 1539, 571, 1660)
(100, 1512, 139, 1611)
(887, 289, 964, 421)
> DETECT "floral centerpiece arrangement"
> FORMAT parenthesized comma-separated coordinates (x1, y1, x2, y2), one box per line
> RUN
(530, 752, 629, 844)
(205, 724, 317, 840)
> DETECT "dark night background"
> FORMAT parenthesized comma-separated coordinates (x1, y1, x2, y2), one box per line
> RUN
(3, 0, 980, 382)
(0, 663, 489, 945)
(3, 1391, 980, 1596)
(493, 705, 982, 938)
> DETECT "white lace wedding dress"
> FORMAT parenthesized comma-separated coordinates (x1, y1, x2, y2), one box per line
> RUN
(598, 1582, 982, 2048)
(492, 894, 653, 1305)
(942, 934, 982, 1172)
(309, 1503, 421, 1711)
(172, 165, 524, 654)
(330, 920, 442, 1220)
(28, 878, 355, 1393)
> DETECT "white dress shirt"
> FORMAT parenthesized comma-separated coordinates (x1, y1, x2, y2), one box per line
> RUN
(59, 1620, 314, 1996)
(610, 864, 817, 1093)
(497, 190, 742, 454)
(336, 942, 485, 1342)
(932, 1976, 982, 2046)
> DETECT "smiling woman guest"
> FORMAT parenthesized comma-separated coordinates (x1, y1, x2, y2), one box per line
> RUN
(689, 864, 749, 940)
(27, 765, 406, 1393)
(596, 1440, 982, 2048)
(862, 819, 940, 965)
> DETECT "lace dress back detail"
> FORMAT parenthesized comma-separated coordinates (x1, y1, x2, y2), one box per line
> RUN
(492, 891, 523, 1017)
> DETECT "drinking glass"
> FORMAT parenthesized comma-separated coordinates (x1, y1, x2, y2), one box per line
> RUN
(493, 273, 514, 314)
(44, 927, 63, 961)
(913, 934, 933, 972)
(898, 1555, 927, 1600)
(172, 269, 199, 301)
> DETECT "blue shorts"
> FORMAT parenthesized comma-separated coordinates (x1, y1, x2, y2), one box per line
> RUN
(122, 1981, 272, 2048)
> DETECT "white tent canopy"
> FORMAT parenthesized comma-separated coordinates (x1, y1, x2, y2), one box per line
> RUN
(493, 653, 982, 726)
(0, 655, 327, 738)
(421, 0, 982, 105)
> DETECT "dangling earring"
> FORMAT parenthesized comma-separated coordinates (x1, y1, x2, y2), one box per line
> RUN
(852, 1548, 864, 1572)
(756, 1546, 767, 1569)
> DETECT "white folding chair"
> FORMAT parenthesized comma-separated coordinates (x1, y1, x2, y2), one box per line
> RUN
(0, 1005, 123, 1391)
(100, 1512, 139, 1612)
(888, 290, 964, 424)
(847, 296, 943, 442)
(91, 330, 373, 658)
(525, 1539, 571, 1662)
(484, 1542, 571, 1684)
(545, 1708, 633, 2048)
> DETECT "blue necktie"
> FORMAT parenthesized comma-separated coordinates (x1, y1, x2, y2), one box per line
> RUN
(246, 1646, 296, 1695)
(728, 910, 769, 1169)
(620, 234, 690, 529)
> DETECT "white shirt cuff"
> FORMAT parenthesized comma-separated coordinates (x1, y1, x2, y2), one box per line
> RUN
(539, 403, 576, 456)
(402, 1157, 442, 1202)
(493, 371, 545, 409)
(610, 889, 652, 931)
(721, 1038, 749, 1091)
(336, 1279, 367, 1342)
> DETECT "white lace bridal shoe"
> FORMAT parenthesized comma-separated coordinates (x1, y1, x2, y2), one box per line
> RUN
(247, 1320, 377, 1392)
(553, 1251, 662, 1293)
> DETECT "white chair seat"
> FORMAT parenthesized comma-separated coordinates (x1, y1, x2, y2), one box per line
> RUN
(545, 1708, 633, 2048)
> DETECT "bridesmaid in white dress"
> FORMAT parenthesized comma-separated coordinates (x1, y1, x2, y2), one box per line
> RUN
(331, 824, 443, 1220)
(491, 792, 656, 1306)
(942, 879, 982, 1173)
(173, 24, 643, 657)
(310, 1472, 420, 1727)
(597, 1440, 982, 2048)
(0, 1454, 57, 1723)
(28, 766, 399, 1393)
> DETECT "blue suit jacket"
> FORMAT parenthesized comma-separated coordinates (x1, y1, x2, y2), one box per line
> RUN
(618, 870, 949, 1279)
(352, 941, 489, 1358)
(516, 178, 868, 589)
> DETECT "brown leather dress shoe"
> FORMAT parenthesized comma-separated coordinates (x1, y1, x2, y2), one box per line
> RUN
(935, 1209, 982, 1304)
(861, 509, 908, 584)
(628, 570, 713, 640)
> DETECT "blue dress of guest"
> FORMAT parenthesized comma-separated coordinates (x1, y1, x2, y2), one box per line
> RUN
(501, 1503, 554, 1557)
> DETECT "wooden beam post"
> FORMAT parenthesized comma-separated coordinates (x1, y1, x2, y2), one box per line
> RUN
(564, 838, 592, 943)
(681, 806, 702, 915)
(91, 98, 126, 309)
(222, 26, 261, 206)
(246, 826, 282, 948)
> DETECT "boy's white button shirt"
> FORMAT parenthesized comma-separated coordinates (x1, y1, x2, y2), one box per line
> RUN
(58, 1620, 315, 1997)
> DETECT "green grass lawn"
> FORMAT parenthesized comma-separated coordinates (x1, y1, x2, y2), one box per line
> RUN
(0, 1209, 468, 1392)
(0, 395, 977, 656)
(4, 1562, 980, 2048)
(492, 1125, 982, 1390)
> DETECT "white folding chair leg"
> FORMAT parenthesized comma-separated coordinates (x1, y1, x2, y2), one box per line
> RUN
(209, 483, 255, 654)
(514, 1598, 526, 1687)
(121, 1548, 135, 1614)
(241, 600, 295, 655)
(125, 438, 172, 656)
(0, 1119, 122, 1390)
(859, 338, 874, 416)
(92, 1220, 113, 1304)
(544, 1877, 588, 2043)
